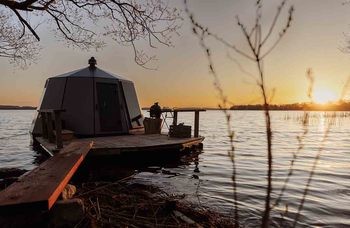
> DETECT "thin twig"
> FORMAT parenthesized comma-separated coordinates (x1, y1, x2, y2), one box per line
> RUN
(272, 69, 314, 209)
(186, 1, 294, 227)
(184, 1, 239, 226)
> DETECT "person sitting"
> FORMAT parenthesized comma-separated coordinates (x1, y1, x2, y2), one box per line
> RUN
(150, 102, 162, 119)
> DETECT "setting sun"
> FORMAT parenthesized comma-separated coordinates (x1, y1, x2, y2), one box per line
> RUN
(313, 88, 338, 104)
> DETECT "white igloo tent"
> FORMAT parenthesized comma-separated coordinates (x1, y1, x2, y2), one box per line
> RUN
(31, 57, 143, 136)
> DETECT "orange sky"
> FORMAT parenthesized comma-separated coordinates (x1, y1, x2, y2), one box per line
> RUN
(1, 0, 350, 108)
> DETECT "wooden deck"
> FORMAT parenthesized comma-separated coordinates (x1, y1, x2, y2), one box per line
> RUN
(0, 134, 203, 212)
(0, 142, 92, 212)
(86, 134, 204, 156)
(36, 134, 204, 156)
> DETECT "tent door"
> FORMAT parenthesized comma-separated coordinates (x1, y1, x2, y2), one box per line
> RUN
(96, 82, 122, 132)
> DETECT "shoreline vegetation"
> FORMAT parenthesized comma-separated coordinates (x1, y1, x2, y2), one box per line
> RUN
(142, 101, 350, 111)
(78, 181, 234, 227)
(0, 160, 235, 227)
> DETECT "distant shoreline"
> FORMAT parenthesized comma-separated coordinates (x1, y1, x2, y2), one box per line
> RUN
(0, 105, 36, 110)
(3, 104, 350, 111)
(142, 102, 350, 112)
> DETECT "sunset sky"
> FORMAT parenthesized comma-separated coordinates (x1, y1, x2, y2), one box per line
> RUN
(1, 0, 350, 108)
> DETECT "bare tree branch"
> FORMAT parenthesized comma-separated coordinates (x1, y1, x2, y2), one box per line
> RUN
(0, 0, 182, 68)
(0, 10, 40, 68)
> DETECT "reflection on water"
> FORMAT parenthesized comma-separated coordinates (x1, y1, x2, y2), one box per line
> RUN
(0, 110, 48, 170)
(1, 110, 350, 227)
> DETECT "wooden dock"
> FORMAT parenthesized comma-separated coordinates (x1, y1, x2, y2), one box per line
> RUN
(36, 134, 204, 156)
(0, 107, 205, 213)
(0, 134, 203, 212)
(77, 134, 203, 156)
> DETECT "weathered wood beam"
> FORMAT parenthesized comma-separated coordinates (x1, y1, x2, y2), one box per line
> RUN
(0, 141, 93, 213)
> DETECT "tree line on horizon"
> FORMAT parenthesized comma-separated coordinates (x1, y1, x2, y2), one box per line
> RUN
(0, 105, 36, 110)
(230, 101, 350, 111)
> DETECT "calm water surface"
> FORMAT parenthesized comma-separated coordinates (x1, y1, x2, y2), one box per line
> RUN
(1, 110, 350, 227)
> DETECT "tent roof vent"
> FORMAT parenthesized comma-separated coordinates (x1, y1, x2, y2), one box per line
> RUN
(89, 57, 97, 69)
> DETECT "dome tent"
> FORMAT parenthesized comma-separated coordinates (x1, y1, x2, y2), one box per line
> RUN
(31, 57, 143, 136)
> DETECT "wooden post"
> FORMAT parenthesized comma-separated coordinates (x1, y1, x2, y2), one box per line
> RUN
(173, 111, 178, 126)
(54, 110, 63, 149)
(46, 112, 55, 143)
(41, 112, 48, 139)
(194, 111, 200, 137)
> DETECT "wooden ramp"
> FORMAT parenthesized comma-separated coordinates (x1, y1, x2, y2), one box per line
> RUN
(0, 141, 92, 212)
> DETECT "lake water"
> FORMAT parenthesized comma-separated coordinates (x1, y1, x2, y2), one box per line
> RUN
(1, 110, 350, 227)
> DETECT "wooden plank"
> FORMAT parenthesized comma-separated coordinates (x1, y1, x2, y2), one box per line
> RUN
(36, 134, 204, 157)
(129, 127, 145, 135)
(86, 134, 204, 155)
(38, 109, 65, 113)
(173, 108, 206, 112)
(0, 141, 93, 212)
(35, 137, 59, 155)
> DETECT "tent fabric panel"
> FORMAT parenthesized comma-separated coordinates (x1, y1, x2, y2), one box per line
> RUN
(62, 77, 94, 135)
(116, 81, 130, 132)
(30, 112, 41, 135)
(52, 67, 132, 82)
(69, 68, 92, 77)
(121, 81, 143, 128)
(39, 78, 66, 110)
(97, 68, 131, 81)
(52, 67, 85, 78)
(30, 85, 48, 135)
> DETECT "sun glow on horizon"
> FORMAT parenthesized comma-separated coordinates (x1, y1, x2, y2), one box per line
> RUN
(313, 88, 338, 104)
